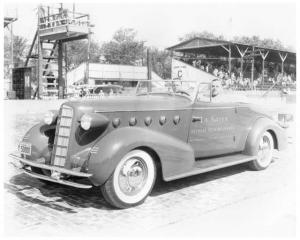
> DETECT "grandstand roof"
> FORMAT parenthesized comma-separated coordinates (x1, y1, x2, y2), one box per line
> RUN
(167, 37, 296, 65)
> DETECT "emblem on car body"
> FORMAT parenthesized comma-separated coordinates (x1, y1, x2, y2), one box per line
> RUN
(173, 115, 180, 125)
(159, 116, 166, 125)
(144, 117, 152, 126)
(112, 118, 121, 128)
(129, 117, 137, 126)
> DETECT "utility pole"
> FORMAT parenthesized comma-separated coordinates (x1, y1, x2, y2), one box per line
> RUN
(147, 48, 152, 92)
(251, 46, 255, 89)
(73, 3, 75, 18)
(147, 48, 152, 80)
(58, 40, 64, 99)
(10, 21, 13, 91)
(86, 14, 91, 85)
(37, 5, 43, 99)
(64, 43, 68, 94)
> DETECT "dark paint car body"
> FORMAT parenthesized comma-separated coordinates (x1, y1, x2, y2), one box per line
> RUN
(11, 84, 287, 208)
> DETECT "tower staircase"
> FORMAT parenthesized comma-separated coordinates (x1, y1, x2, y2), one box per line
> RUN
(24, 4, 92, 99)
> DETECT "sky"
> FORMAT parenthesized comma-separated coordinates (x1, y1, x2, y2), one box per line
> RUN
(3, 0, 297, 50)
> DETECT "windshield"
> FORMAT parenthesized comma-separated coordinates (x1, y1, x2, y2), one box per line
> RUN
(68, 80, 200, 101)
(136, 80, 199, 101)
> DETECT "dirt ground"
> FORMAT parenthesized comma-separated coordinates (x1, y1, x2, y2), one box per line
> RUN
(2, 95, 296, 238)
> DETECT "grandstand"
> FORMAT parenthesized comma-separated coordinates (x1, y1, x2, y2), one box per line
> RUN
(167, 37, 296, 92)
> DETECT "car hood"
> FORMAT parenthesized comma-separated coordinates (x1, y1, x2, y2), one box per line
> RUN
(64, 95, 192, 113)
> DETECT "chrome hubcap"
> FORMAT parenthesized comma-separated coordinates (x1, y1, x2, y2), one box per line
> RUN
(118, 158, 148, 196)
(258, 135, 271, 164)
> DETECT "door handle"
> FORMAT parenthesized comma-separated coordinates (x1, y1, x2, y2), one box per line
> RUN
(192, 116, 203, 122)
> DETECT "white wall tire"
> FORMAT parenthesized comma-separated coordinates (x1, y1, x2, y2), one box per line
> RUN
(249, 131, 274, 170)
(101, 150, 156, 209)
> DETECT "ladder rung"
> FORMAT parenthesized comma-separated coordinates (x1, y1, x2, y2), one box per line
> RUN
(29, 55, 57, 59)
(44, 41, 56, 44)
(42, 48, 56, 51)
(43, 56, 57, 59)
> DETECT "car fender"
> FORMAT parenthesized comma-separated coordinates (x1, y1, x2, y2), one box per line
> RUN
(88, 127, 195, 186)
(21, 122, 55, 163)
(243, 117, 287, 156)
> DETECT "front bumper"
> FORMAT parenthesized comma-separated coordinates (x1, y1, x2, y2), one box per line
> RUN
(9, 153, 93, 189)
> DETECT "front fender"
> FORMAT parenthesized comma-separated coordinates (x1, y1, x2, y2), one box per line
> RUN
(88, 127, 195, 186)
(21, 122, 55, 163)
(243, 117, 287, 156)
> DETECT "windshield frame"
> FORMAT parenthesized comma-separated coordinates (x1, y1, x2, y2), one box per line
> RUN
(135, 80, 202, 103)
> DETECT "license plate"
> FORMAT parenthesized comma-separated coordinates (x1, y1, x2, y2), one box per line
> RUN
(18, 142, 32, 156)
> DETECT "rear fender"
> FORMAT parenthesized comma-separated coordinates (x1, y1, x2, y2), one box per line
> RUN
(88, 127, 195, 186)
(243, 117, 287, 156)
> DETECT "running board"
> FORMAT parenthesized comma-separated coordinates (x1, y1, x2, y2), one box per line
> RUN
(165, 154, 256, 181)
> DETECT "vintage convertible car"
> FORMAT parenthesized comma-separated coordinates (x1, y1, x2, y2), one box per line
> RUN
(10, 80, 287, 208)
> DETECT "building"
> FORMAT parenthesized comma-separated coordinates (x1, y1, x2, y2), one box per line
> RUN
(67, 62, 162, 86)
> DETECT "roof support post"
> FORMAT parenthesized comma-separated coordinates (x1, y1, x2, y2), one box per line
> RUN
(262, 58, 265, 86)
(221, 45, 231, 75)
(259, 50, 269, 86)
(228, 45, 232, 74)
(236, 45, 249, 81)
(241, 57, 244, 80)
(236, 45, 249, 58)
(279, 52, 288, 74)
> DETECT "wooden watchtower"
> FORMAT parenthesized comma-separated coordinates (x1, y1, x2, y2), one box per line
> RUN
(25, 4, 92, 99)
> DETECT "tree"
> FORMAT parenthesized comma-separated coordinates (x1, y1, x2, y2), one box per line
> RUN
(4, 34, 28, 79)
(66, 39, 102, 70)
(4, 34, 28, 67)
(148, 47, 172, 79)
(101, 28, 145, 65)
(179, 31, 225, 42)
(232, 35, 288, 50)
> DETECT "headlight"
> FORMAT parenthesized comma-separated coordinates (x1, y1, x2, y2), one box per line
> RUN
(80, 114, 92, 130)
(44, 111, 57, 125)
(80, 113, 109, 131)
(271, 113, 293, 128)
(277, 113, 293, 129)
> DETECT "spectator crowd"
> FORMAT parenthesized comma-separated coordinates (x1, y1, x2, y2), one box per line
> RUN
(180, 57, 296, 92)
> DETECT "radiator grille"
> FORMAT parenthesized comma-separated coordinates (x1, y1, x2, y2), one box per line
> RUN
(52, 105, 73, 167)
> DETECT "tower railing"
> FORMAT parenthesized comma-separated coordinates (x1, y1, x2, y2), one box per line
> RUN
(39, 11, 89, 31)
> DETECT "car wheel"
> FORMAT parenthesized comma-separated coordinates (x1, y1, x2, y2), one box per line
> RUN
(249, 131, 274, 170)
(101, 149, 156, 209)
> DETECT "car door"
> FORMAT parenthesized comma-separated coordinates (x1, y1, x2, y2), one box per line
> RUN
(188, 84, 240, 158)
